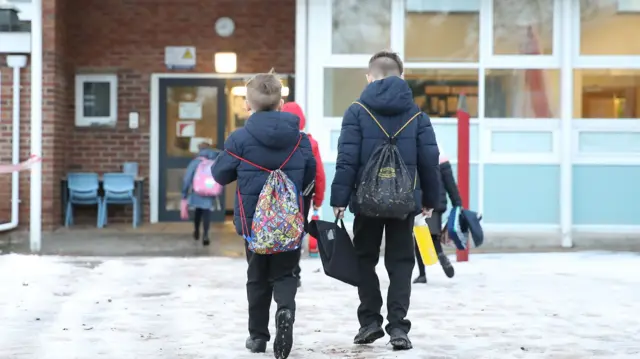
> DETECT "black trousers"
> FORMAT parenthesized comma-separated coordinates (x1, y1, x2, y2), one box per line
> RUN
(293, 195, 313, 279)
(193, 208, 210, 237)
(245, 243, 300, 341)
(353, 214, 415, 334)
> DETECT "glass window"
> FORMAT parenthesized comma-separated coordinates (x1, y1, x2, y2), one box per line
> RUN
(493, 0, 554, 55)
(574, 69, 640, 119)
(332, 0, 391, 55)
(324, 68, 368, 117)
(82, 82, 111, 117)
(404, 69, 479, 117)
(580, 0, 640, 56)
(165, 86, 219, 157)
(485, 69, 560, 118)
(405, 0, 479, 62)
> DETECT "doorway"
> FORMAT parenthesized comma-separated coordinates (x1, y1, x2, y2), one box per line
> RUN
(158, 78, 227, 222)
(151, 74, 294, 223)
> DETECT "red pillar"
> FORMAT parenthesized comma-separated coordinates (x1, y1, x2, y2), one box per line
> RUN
(456, 94, 471, 262)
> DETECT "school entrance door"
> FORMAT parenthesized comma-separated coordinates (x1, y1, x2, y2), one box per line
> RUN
(158, 78, 227, 222)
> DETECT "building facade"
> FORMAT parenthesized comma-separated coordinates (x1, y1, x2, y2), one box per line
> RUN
(1, 0, 640, 247)
(302, 0, 640, 247)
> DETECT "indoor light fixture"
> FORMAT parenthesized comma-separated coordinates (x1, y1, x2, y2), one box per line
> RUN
(214, 52, 237, 73)
(230, 86, 290, 97)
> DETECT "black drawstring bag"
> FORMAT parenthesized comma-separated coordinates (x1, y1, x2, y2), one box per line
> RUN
(308, 218, 361, 287)
(352, 101, 421, 219)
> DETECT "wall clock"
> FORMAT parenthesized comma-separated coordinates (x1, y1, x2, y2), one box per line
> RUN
(215, 17, 235, 37)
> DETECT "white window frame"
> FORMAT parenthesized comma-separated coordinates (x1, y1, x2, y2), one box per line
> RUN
(482, 119, 561, 164)
(571, 120, 640, 165)
(482, 0, 562, 68)
(326, 0, 404, 61)
(572, 0, 640, 69)
(571, 0, 640, 164)
(75, 74, 118, 127)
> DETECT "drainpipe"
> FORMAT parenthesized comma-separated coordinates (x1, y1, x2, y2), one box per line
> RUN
(30, 0, 42, 252)
(0, 55, 27, 232)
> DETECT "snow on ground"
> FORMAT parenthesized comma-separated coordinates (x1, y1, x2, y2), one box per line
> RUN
(0, 252, 639, 359)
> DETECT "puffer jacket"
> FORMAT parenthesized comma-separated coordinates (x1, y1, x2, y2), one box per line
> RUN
(330, 76, 441, 215)
(211, 110, 316, 236)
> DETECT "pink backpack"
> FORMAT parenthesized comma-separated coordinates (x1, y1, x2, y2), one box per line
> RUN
(192, 158, 223, 196)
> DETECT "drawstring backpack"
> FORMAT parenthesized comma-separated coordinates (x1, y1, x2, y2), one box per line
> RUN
(227, 135, 305, 254)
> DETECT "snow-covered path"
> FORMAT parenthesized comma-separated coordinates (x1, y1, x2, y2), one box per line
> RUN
(1, 252, 639, 359)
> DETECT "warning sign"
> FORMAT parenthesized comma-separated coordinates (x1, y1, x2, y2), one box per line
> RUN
(164, 46, 197, 70)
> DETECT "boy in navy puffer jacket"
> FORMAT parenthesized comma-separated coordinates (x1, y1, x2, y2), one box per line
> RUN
(212, 72, 315, 359)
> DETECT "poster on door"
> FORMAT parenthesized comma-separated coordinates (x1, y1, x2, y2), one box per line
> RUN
(179, 101, 202, 120)
(176, 121, 196, 138)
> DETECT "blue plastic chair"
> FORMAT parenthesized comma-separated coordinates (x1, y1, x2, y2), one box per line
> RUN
(101, 173, 138, 228)
(65, 173, 103, 228)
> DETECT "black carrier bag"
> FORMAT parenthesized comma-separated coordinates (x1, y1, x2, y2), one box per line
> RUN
(308, 218, 361, 287)
(352, 101, 421, 219)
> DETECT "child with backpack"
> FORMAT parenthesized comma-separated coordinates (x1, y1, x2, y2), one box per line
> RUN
(212, 72, 316, 359)
(281, 102, 326, 288)
(181, 142, 222, 246)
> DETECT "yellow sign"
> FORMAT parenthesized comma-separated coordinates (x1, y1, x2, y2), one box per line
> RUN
(182, 49, 194, 59)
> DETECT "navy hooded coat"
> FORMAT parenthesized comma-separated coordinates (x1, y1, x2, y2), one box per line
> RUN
(330, 76, 441, 215)
(212, 111, 316, 236)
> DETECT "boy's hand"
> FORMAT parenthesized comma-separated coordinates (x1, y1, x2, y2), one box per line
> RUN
(313, 204, 321, 211)
(422, 207, 433, 218)
(333, 207, 345, 219)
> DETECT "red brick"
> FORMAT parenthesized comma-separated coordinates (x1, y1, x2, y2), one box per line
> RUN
(0, 0, 295, 230)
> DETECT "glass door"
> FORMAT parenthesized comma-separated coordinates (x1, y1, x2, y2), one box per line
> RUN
(158, 78, 227, 222)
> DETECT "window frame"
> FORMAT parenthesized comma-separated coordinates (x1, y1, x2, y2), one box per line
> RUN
(572, 0, 640, 68)
(482, 0, 562, 68)
(74, 73, 118, 127)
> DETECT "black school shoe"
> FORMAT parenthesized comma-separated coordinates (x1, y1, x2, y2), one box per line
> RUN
(438, 253, 455, 278)
(353, 322, 385, 344)
(202, 236, 210, 246)
(273, 309, 294, 359)
(388, 328, 413, 350)
(412, 274, 427, 284)
(245, 337, 267, 353)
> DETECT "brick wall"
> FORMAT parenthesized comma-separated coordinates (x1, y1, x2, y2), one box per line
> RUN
(0, 0, 296, 229)
(0, 0, 71, 230)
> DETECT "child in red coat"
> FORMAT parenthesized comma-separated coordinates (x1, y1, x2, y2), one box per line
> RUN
(281, 102, 325, 287)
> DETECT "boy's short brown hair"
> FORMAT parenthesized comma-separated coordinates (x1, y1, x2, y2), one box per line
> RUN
(246, 70, 283, 112)
(368, 50, 403, 79)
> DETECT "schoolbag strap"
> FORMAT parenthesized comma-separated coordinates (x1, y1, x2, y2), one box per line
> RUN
(226, 134, 303, 172)
(237, 187, 250, 238)
(278, 134, 303, 170)
(394, 112, 422, 138)
(226, 151, 272, 172)
(353, 101, 390, 138)
(352, 101, 422, 139)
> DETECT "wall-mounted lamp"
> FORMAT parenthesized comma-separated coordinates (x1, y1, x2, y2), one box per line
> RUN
(214, 52, 237, 73)
(230, 86, 290, 97)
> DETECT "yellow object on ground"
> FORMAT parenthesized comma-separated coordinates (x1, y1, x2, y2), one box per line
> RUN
(414, 225, 438, 266)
